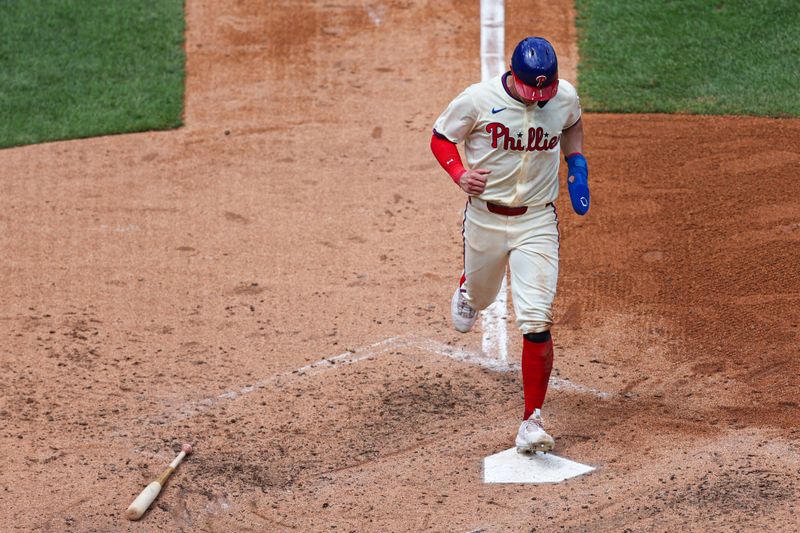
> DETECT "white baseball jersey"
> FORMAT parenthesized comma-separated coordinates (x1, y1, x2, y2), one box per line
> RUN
(433, 73, 581, 207)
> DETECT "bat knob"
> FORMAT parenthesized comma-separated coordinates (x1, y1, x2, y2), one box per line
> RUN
(181, 443, 193, 455)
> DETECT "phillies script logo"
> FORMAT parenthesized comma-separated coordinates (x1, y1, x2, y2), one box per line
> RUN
(486, 122, 560, 152)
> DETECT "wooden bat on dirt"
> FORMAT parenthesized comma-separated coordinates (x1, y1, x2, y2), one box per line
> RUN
(125, 443, 193, 520)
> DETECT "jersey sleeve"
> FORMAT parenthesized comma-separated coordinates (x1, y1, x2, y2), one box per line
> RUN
(561, 80, 582, 129)
(432, 89, 479, 144)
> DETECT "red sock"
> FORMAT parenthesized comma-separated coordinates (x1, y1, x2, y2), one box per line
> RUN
(522, 331, 554, 420)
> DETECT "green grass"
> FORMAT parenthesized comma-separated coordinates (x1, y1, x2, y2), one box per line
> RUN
(574, 0, 800, 116)
(0, 1, 185, 149)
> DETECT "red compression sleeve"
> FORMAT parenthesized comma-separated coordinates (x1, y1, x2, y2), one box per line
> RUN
(430, 132, 466, 184)
(522, 334, 554, 420)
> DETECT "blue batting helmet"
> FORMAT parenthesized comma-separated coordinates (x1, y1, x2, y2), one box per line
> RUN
(510, 37, 559, 101)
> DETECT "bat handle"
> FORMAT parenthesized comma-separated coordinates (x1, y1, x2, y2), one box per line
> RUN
(169, 450, 187, 470)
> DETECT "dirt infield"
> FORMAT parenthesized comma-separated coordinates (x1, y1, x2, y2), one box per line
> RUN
(1, 0, 799, 531)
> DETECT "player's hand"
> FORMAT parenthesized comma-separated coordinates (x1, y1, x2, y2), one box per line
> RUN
(458, 168, 491, 195)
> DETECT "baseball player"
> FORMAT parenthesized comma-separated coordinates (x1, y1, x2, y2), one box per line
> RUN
(430, 37, 590, 453)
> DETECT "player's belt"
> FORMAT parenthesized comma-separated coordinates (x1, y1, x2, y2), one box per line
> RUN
(485, 201, 528, 216)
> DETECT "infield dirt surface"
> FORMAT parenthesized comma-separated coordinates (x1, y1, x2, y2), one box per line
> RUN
(1, 1, 799, 531)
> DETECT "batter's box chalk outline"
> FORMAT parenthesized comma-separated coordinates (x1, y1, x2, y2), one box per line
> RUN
(138, 334, 610, 428)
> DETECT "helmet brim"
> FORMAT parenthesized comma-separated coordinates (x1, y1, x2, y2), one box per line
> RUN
(512, 71, 559, 101)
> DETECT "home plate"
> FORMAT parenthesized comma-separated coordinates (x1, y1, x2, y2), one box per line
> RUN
(483, 448, 595, 483)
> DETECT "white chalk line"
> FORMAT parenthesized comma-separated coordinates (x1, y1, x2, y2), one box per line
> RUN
(481, 279, 509, 366)
(144, 336, 403, 426)
(550, 376, 610, 398)
(479, 0, 508, 365)
(416, 336, 609, 397)
(143, 334, 609, 428)
(480, 0, 505, 84)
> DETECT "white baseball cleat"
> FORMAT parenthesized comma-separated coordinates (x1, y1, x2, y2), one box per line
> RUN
(515, 414, 555, 454)
(451, 286, 478, 333)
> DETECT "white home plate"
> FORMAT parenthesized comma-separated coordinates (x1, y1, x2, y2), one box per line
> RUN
(483, 448, 595, 483)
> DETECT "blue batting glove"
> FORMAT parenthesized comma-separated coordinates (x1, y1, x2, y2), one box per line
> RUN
(566, 153, 590, 216)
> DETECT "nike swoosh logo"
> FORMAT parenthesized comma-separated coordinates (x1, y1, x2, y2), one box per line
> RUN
(491, 107, 506, 114)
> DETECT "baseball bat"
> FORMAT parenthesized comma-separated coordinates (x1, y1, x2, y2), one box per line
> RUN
(125, 443, 193, 520)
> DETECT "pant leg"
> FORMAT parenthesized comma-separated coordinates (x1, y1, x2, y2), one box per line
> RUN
(462, 201, 509, 311)
(508, 204, 560, 334)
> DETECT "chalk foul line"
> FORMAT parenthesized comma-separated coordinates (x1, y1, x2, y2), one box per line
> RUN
(479, 0, 509, 366)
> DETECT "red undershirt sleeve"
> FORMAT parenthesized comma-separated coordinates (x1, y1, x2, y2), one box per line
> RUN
(430, 131, 467, 184)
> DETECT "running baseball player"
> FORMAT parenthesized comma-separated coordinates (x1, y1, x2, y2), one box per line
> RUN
(430, 37, 590, 453)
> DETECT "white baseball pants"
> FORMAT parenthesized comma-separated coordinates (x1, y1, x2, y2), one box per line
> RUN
(461, 198, 559, 334)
